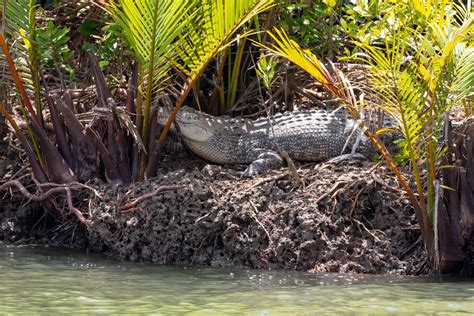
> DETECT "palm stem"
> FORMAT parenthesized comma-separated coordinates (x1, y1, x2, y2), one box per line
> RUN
(28, 0, 42, 126)
(142, 0, 160, 155)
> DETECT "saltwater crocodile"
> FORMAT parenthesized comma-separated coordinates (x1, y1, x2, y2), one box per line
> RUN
(158, 106, 391, 176)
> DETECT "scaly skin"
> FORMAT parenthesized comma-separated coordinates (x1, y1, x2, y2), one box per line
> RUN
(158, 106, 390, 176)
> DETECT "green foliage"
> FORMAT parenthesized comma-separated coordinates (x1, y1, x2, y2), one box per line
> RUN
(256, 53, 279, 90)
(104, 0, 274, 178)
(278, 0, 344, 57)
(351, 1, 473, 265)
(340, 0, 399, 45)
(36, 21, 75, 80)
(83, 23, 127, 70)
(261, 1, 472, 267)
(353, 1, 473, 213)
(4, 0, 31, 32)
(2, 0, 43, 123)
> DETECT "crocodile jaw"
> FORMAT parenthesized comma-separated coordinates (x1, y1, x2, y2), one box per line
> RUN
(177, 122, 214, 142)
(157, 106, 214, 142)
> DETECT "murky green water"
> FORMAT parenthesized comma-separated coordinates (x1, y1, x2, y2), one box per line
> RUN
(1, 244, 473, 314)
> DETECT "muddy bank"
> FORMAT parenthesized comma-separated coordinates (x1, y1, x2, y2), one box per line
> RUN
(0, 144, 427, 274)
(88, 161, 426, 274)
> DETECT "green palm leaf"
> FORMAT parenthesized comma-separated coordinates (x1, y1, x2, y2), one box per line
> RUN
(154, 0, 275, 177)
(258, 27, 336, 94)
(104, 0, 196, 148)
(2, 0, 43, 122)
(4, 0, 30, 33)
(105, 0, 274, 177)
(452, 46, 474, 103)
(175, 0, 274, 80)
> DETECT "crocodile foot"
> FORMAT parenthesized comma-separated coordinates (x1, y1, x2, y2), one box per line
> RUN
(242, 151, 284, 177)
(326, 153, 367, 165)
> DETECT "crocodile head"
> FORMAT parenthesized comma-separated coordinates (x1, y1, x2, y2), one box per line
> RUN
(157, 106, 215, 142)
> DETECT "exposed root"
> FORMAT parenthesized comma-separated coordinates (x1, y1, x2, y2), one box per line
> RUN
(65, 188, 91, 226)
(119, 184, 188, 212)
(349, 187, 365, 219)
(314, 181, 347, 204)
(1, 180, 70, 202)
(250, 200, 272, 245)
(0, 179, 92, 226)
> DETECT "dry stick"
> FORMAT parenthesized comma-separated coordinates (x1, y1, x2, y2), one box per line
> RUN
(6, 166, 29, 182)
(371, 174, 404, 193)
(349, 187, 365, 219)
(249, 200, 272, 245)
(352, 218, 381, 242)
(119, 185, 188, 212)
(314, 181, 346, 204)
(250, 171, 291, 189)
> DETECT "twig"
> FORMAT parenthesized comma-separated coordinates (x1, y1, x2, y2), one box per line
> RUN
(371, 173, 403, 193)
(280, 151, 306, 188)
(249, 200, 272, 245)
(117, 189, 133, 206)
(119, 184, 188, 212)
(349, 187, 365, 219)
(400, 237, 422, 259)
(315, 181, 346, 204)
(250, 171, 290, 188)
(352, 218, 381, 242)
(7, 165, 28, 181)
(367, 161, 383, 174)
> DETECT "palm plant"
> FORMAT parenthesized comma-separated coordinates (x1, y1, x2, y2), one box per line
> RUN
(103, 0, 275, 178)
(260, 1, 473, 271)
(2, 0, 43, 124)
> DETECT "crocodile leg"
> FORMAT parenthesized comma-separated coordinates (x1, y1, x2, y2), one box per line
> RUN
(327, 153, 367, 164)
(242, 151, 284, 177)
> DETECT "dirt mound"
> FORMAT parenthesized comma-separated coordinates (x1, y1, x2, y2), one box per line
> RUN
(84, 160, 425, 274)
(1, 128, 426, 274)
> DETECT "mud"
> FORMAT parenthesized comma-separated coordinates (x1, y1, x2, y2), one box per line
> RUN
(85, 159, 425, 274)
(1, 132, 427, 274)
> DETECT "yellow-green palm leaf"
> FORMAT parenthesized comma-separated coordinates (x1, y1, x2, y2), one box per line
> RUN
(175, 0, 275, 81)
(104, 0, 194, 93)
(259, 28, 336, 94)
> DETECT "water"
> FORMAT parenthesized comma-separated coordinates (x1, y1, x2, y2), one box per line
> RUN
(1, 244, 473, 314)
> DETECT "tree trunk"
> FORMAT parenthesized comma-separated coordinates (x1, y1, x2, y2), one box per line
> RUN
(439, 117, 474, 274)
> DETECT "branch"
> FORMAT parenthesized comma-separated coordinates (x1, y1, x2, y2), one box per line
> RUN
(119, 185, 188, 212)
(1, 180, 91, 225)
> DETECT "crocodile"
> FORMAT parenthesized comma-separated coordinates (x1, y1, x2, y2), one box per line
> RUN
(158, 106, 392, 176)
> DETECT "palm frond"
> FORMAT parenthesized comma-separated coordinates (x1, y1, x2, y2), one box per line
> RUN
(176, 0, 275, 81)
(104, 0, 197, 149)
(258, 27, 336, 94)
(4, 0, 30, 33)
(2, 0, 37, 98)
(104, 0, 193, 90)
(452, 46, 474, 102)
(150, 0, 274, 177)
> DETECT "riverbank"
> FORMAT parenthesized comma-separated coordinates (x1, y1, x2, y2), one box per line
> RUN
(0, 142, 428, 274)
